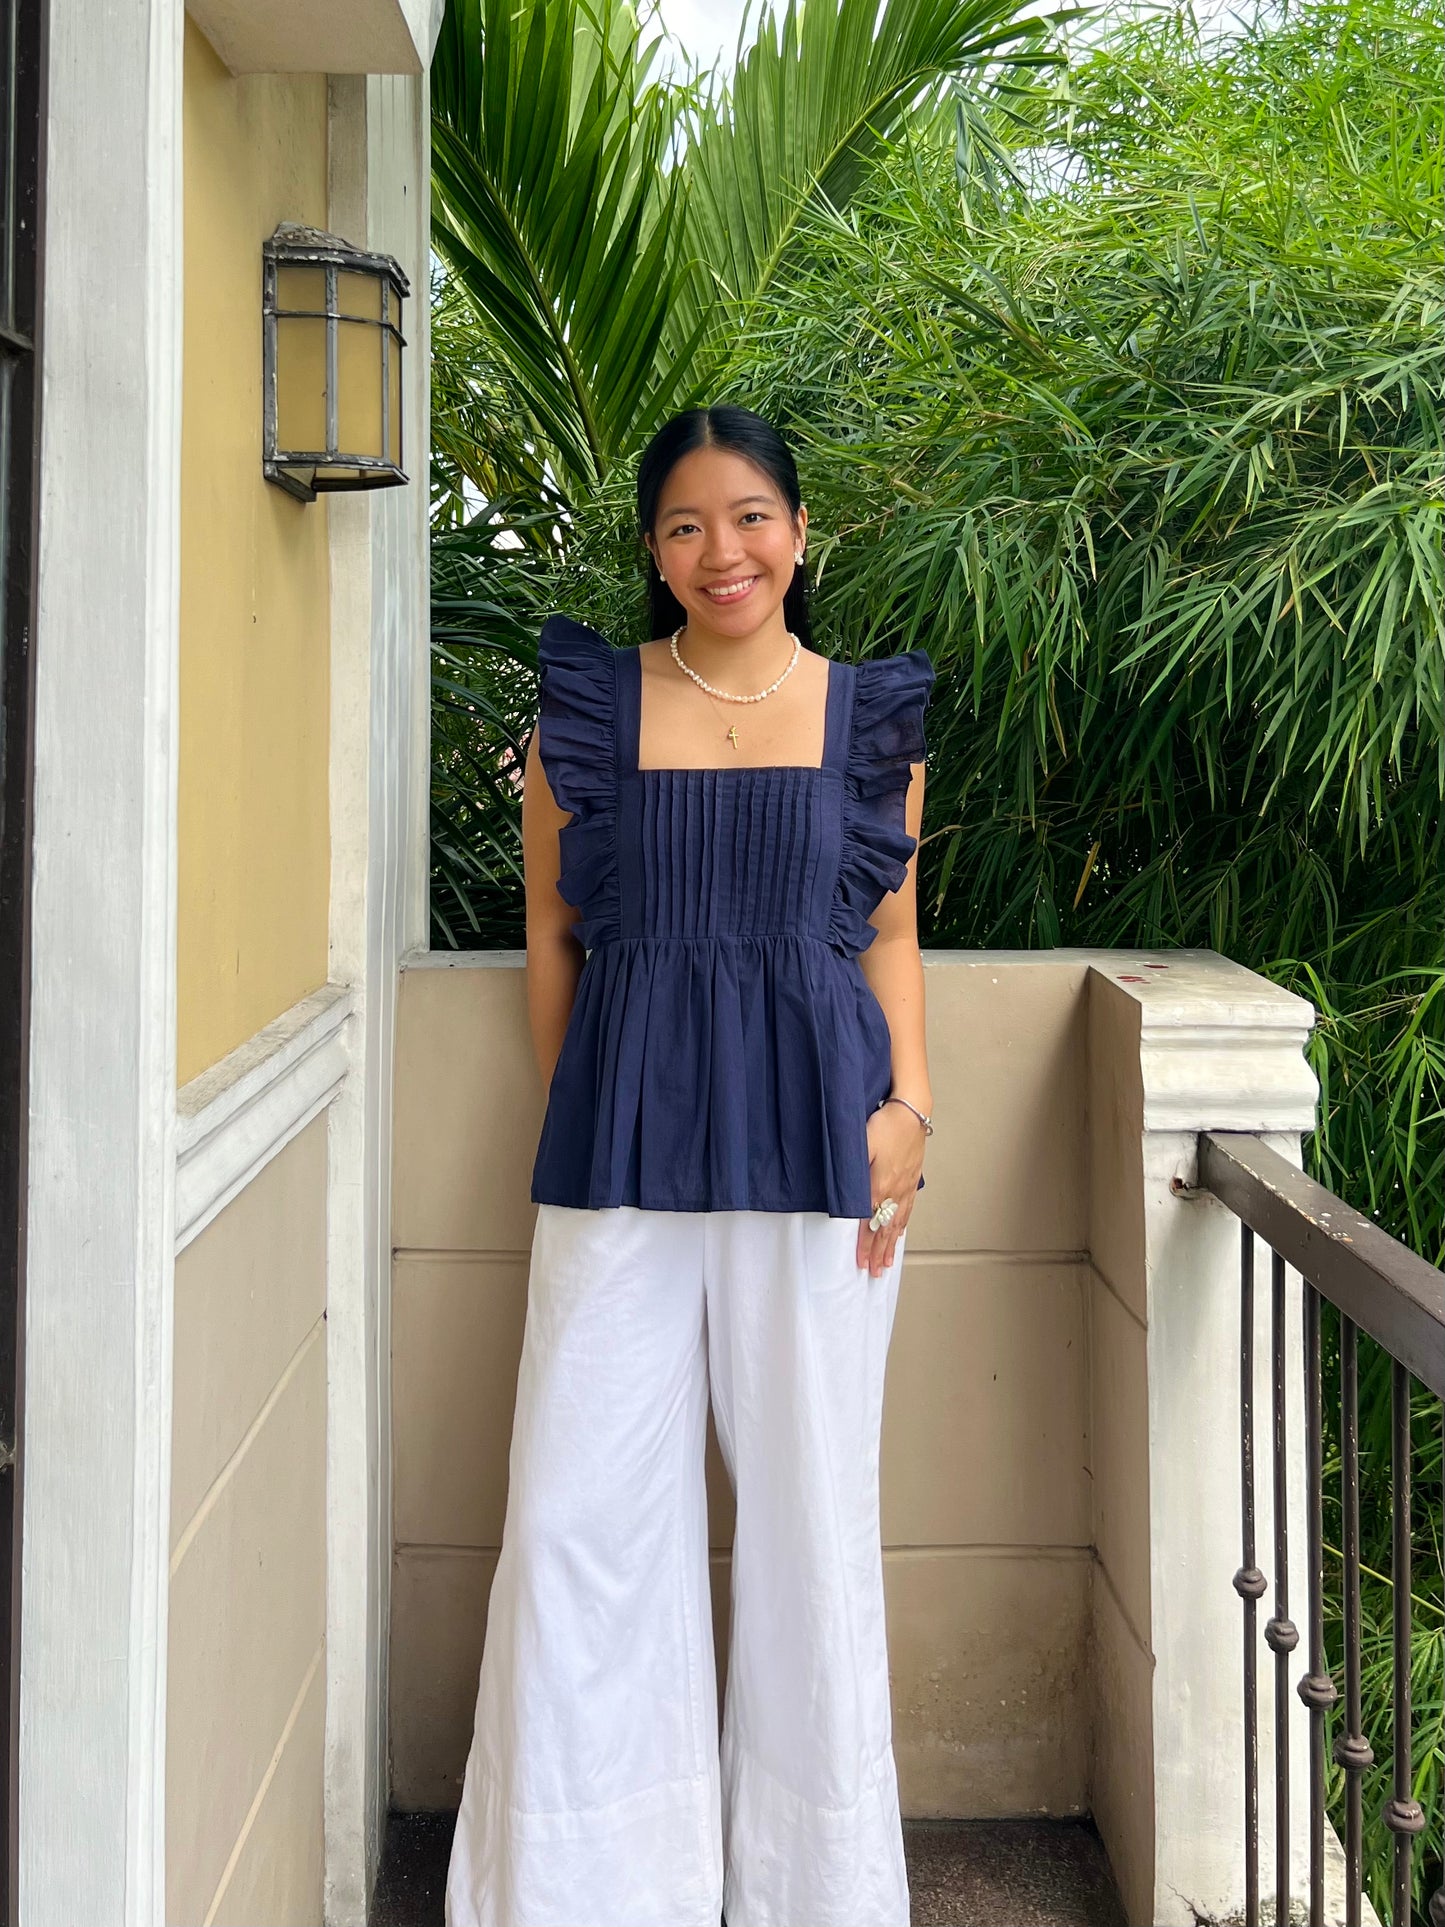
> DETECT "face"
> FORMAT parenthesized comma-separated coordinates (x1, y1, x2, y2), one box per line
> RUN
(646, 445, 806, 634)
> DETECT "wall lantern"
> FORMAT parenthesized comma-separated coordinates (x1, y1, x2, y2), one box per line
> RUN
(262, 222, 410, 502)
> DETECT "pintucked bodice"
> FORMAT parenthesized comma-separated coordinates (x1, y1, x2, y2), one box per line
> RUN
(529, 614, 936, 1218)
(627, 765, 841, 940)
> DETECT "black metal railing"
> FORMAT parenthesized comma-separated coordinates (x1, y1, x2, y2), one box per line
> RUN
(1195, 1132, 1445, 1927)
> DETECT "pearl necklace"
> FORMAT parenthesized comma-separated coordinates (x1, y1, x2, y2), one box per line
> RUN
(669, 624, 800, 753)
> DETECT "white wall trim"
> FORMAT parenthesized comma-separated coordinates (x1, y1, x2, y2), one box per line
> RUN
(21, 0, 184, 1917)
(323, 69, 432, 1927)
(176, 984, 355, 1251)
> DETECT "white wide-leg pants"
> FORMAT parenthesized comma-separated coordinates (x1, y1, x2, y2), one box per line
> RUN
(444, 1204, 911, 1927)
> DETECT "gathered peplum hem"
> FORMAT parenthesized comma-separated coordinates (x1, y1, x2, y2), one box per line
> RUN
(529, 934, 898, 1218)
(529, 616, 936, 1219)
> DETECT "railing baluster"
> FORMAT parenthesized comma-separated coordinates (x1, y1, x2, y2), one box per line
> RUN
(1235, 1221, 1266, 1927)
(1266, 1247, 1300, 1926)
(1383, 1357, 1426, 1927)
(1198, 1133, 1445, 1927)
(1334, 1314, 1374, 1927)
(1296, 1276, 1337, 1927)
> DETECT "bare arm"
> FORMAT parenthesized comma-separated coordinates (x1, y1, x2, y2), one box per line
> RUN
(855, 759, 931, 1272)
(521, 720, 586, 1097)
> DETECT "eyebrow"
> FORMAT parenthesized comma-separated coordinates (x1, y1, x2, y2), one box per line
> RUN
(660, 495, 775, 518)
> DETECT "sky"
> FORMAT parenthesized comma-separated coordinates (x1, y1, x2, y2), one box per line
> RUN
(650, 0, 1255, 78)
(650, 0, 756, 78)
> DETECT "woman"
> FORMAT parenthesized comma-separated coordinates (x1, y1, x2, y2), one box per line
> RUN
(445, 404, 936, 1927)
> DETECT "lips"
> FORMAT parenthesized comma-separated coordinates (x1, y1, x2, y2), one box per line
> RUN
(703, 575, 759, 601)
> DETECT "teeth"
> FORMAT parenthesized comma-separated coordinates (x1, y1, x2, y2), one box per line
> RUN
(706, 577, 757, 598)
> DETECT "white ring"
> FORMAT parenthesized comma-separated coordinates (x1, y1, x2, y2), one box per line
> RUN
(869, 1197, 898, 1233)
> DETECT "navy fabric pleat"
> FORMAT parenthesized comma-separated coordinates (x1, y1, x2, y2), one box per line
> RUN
(529, 615, 936, 1218)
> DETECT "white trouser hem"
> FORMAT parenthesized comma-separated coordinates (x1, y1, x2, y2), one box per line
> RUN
(446, 1752, 724, 1927)
(721, 1732, 910, 1927)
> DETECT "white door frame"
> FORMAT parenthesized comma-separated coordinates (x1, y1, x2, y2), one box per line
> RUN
(21, 24, 432, 1925)
(20, 0, 184, 1917)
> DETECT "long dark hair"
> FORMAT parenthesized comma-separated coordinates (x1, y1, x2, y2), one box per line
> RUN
(636, 405, 814, 646)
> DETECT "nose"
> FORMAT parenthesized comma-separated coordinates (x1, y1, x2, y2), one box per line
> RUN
(698, 522, 751, 571)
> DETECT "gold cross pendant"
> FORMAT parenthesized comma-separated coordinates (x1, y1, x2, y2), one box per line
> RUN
(727, 724, 739, 749)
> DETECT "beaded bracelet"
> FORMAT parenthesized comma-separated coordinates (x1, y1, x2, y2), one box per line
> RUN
(876, 1094, 934, 1136)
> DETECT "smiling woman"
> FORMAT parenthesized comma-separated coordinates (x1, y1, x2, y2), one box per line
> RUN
(445, 404, 938, 1927)
(526, 406, 936, 1233)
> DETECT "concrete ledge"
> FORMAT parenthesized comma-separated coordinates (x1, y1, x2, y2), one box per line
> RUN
(185, 0, 443, 75)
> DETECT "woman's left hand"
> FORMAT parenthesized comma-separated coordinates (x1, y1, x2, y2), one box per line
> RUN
(857, 1100, 926, 1277)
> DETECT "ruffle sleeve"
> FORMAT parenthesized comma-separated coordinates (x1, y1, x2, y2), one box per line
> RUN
(829, 648, 937, 956)
(534, 614, 620, 949)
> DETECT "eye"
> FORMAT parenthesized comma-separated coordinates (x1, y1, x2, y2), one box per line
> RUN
(741, 511, 767, 524)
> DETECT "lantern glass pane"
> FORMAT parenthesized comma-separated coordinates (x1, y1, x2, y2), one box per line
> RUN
(387, 330, 403, 468)
(337, 269, 383, 322)
(337, 317, 384, 460)
(312, 465, 367, 485)
(275, 314, 328, 455)
(276, 264, 327, 316)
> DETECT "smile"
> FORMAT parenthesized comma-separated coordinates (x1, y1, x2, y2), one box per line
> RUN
(703, 576, 759, 601)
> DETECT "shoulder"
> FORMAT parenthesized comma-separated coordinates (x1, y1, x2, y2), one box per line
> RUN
(852, 649, 936, 727)
(847, 649, 936, 781)
(852, 648, 936, 703)
(539, 612, 617, 665)
(534, 617, 618, 807)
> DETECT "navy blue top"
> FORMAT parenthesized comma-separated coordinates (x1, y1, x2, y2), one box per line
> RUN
(528, 615, 936, 1219)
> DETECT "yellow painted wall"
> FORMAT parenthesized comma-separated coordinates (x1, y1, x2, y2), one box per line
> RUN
(177, 18, 331, 1085)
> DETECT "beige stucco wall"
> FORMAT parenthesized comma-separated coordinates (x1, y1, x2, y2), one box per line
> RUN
(168, 1114, 328, 1925)
(388, 952, 1146, 1829)
(177, 17, 331, 1087)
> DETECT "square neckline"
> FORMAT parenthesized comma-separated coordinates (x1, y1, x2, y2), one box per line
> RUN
(622, 641, 849, 778)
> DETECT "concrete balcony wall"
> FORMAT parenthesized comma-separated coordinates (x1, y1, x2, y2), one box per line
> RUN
(388, 946, 1328, 1927)
(389, 950, 1102, 1816)
(1083, 958, 1327, 1927)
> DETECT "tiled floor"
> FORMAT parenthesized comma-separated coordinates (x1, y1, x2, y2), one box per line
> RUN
(371, 1810, 1127, 1926)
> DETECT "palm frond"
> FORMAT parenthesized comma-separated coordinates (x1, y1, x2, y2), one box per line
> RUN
(431, 0, 711, 501)
(670, 0, 1068, 377)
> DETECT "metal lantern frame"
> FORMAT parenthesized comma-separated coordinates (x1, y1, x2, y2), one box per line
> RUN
(262, 222, 411, 502)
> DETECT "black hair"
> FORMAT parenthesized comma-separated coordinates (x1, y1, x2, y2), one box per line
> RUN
(636, 405, 814, 646)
